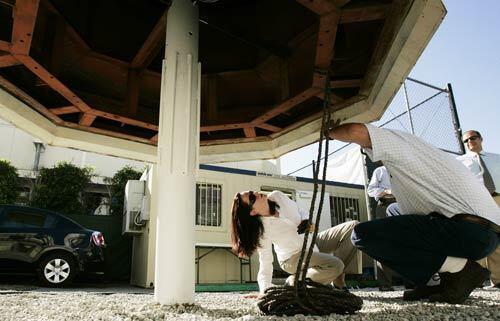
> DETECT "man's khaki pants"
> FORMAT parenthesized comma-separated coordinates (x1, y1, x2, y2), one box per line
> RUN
(478, 195, 500, 285)
(280, 220, 359, 285)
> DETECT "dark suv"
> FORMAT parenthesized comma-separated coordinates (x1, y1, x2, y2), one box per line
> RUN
(0, 205, 105, 286)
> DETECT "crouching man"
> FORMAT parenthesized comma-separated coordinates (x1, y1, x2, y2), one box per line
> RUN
(327, 123, 499, 304)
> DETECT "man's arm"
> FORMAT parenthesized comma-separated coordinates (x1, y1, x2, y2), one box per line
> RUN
(367, 168, 384, 199)
(327, 123, 372, 148)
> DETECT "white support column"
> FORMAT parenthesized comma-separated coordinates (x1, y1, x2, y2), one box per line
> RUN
(154, 0, 199, 305)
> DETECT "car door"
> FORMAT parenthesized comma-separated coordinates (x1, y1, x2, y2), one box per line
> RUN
(0, 208, 56, 270)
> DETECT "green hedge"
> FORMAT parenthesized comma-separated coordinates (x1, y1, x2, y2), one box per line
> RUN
(0, 159, 19, 205)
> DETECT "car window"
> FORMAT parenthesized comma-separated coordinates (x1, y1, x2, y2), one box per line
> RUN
(0, 211, 47, 228)
(56, 216, 81, 230)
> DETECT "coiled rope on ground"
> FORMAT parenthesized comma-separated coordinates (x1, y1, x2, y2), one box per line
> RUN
(257, 71, 363, 316)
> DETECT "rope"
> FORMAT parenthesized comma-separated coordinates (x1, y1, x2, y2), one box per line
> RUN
(257, 72, 363, 316)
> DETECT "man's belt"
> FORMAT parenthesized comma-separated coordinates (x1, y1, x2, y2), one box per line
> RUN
(378, 197, 396, 207)
(452, 214, 500, 234)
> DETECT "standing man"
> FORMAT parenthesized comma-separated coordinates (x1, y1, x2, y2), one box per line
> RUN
(457, 130, 500, 288)
(327, 123, 499, 304)
(367, 165, 401, 218)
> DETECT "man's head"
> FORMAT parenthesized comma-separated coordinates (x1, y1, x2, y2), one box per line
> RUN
(462, 130, 483, 153)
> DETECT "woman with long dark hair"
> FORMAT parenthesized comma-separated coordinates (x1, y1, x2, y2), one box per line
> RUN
(231, 190, 359, 295)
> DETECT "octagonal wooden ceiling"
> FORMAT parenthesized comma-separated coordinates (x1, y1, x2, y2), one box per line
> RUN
(0, 0, 445, 161)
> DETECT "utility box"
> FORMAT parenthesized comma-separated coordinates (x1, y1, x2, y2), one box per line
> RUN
(123, 180, 146, 235)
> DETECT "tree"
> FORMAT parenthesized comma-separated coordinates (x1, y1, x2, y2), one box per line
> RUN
(106, 166, 143, 215)
(31, 162, 93, 215)
(0, 159, 19, 205)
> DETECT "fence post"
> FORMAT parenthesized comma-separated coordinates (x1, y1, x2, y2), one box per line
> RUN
(402, 81, 415, 134)
(446, 83, 465, 154)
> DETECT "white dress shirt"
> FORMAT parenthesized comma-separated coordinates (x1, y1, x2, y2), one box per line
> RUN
(256, 190, 313, 294)
(456, 150, 500, 194)
(363, 124, 500, 225)
(367, 166, 391, 200)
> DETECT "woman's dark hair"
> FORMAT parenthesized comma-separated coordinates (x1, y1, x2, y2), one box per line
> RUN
(230, 193, 279, 258)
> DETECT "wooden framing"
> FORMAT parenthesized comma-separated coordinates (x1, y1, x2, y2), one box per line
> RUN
(50, 106, 79, 115)
(10, 0, 40, 55)
(14, 55, 93, 113)
(340, 4, 390, 24)
(79, 113, 96, 126)
(0, 0, 432, 149)
(0, 40, 10, 52)
(130, 10, 168, 70)
(243, 127, 257, 138)
(251, 87, 321, 124)
(0, 75, 63, 124)
(256, 123, 281, 133)
(0, 54, 20, 68)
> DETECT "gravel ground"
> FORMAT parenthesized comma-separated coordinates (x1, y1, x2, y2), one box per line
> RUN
(0, 286, 498, 321)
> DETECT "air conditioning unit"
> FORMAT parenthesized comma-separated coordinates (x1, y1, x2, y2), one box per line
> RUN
(123, 180, 147, 235)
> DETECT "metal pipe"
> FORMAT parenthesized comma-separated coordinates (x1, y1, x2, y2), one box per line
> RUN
(447, 83, 465, 154)
(402, 82, 415, 135)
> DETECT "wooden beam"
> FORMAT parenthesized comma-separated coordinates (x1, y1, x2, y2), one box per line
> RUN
(269, 95, 366, 139)
(0, 54, 20, 68)
(361, 0, 410, 95)
(125, 69, 140, 115)
(331, 78, 362, 88)
(14, 55, 93, 112)
(279, 58, 290, 100)
(130, 10, 168, 69)
(340, 4, 390, 24)
(243, 127, 257, 138)
(0, 40, 10, 52)
(252, 87, 321, 124)
(74, 89, 158, 124)
(201, 122, 252, 132)
(315, 11, 341, 69)
(256, 123, 281, 133)
(296, 0, 337, 15)
(43, 14, 66, 76)
(91, 109, 159, 131)
(11, 0, 40, 55)
(50, 106, 79, 115)
(0, 74, 63, 124)
(79, 113, 96, 126)
(62, 121, 155, 145)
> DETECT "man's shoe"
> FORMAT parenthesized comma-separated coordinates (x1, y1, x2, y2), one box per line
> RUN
(403, 284, 443, 301)
(428, 260, 490, 304)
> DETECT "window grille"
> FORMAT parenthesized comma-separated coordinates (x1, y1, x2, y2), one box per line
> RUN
(196, 183, 222, 227)
(330, 196, 359, 226)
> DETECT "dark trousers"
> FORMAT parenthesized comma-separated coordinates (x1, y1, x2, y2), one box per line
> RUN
(351, 214, 499, 285)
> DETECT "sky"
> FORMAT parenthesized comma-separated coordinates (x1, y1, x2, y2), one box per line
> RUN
(279, 0, 500, 177)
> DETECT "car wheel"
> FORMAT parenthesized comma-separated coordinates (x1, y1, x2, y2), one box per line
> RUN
(38, 252, 77, 287)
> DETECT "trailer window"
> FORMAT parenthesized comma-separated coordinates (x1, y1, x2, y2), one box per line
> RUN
(330, 196, 360, 225)
(196, 183, 222, 227)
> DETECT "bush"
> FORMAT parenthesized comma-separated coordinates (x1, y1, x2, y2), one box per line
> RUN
(0, 159, 19, 205)
(31, 162, 93, 215)
(106, 166, 143, 215)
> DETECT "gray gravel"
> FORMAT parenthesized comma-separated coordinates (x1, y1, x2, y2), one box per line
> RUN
(0, 286, 498, 321)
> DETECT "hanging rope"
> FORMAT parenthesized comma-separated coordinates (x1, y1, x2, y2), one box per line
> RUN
(257, 71, 363, 316)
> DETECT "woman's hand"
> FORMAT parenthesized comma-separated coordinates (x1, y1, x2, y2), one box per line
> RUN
(297, 220, 315, 234)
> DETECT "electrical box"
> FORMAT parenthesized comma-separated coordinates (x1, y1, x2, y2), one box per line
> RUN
(122, 180, 146, 235)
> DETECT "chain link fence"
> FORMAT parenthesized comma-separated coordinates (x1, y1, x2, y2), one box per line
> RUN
(287, 78, 464, 177)
(371, 78, 463, 155)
